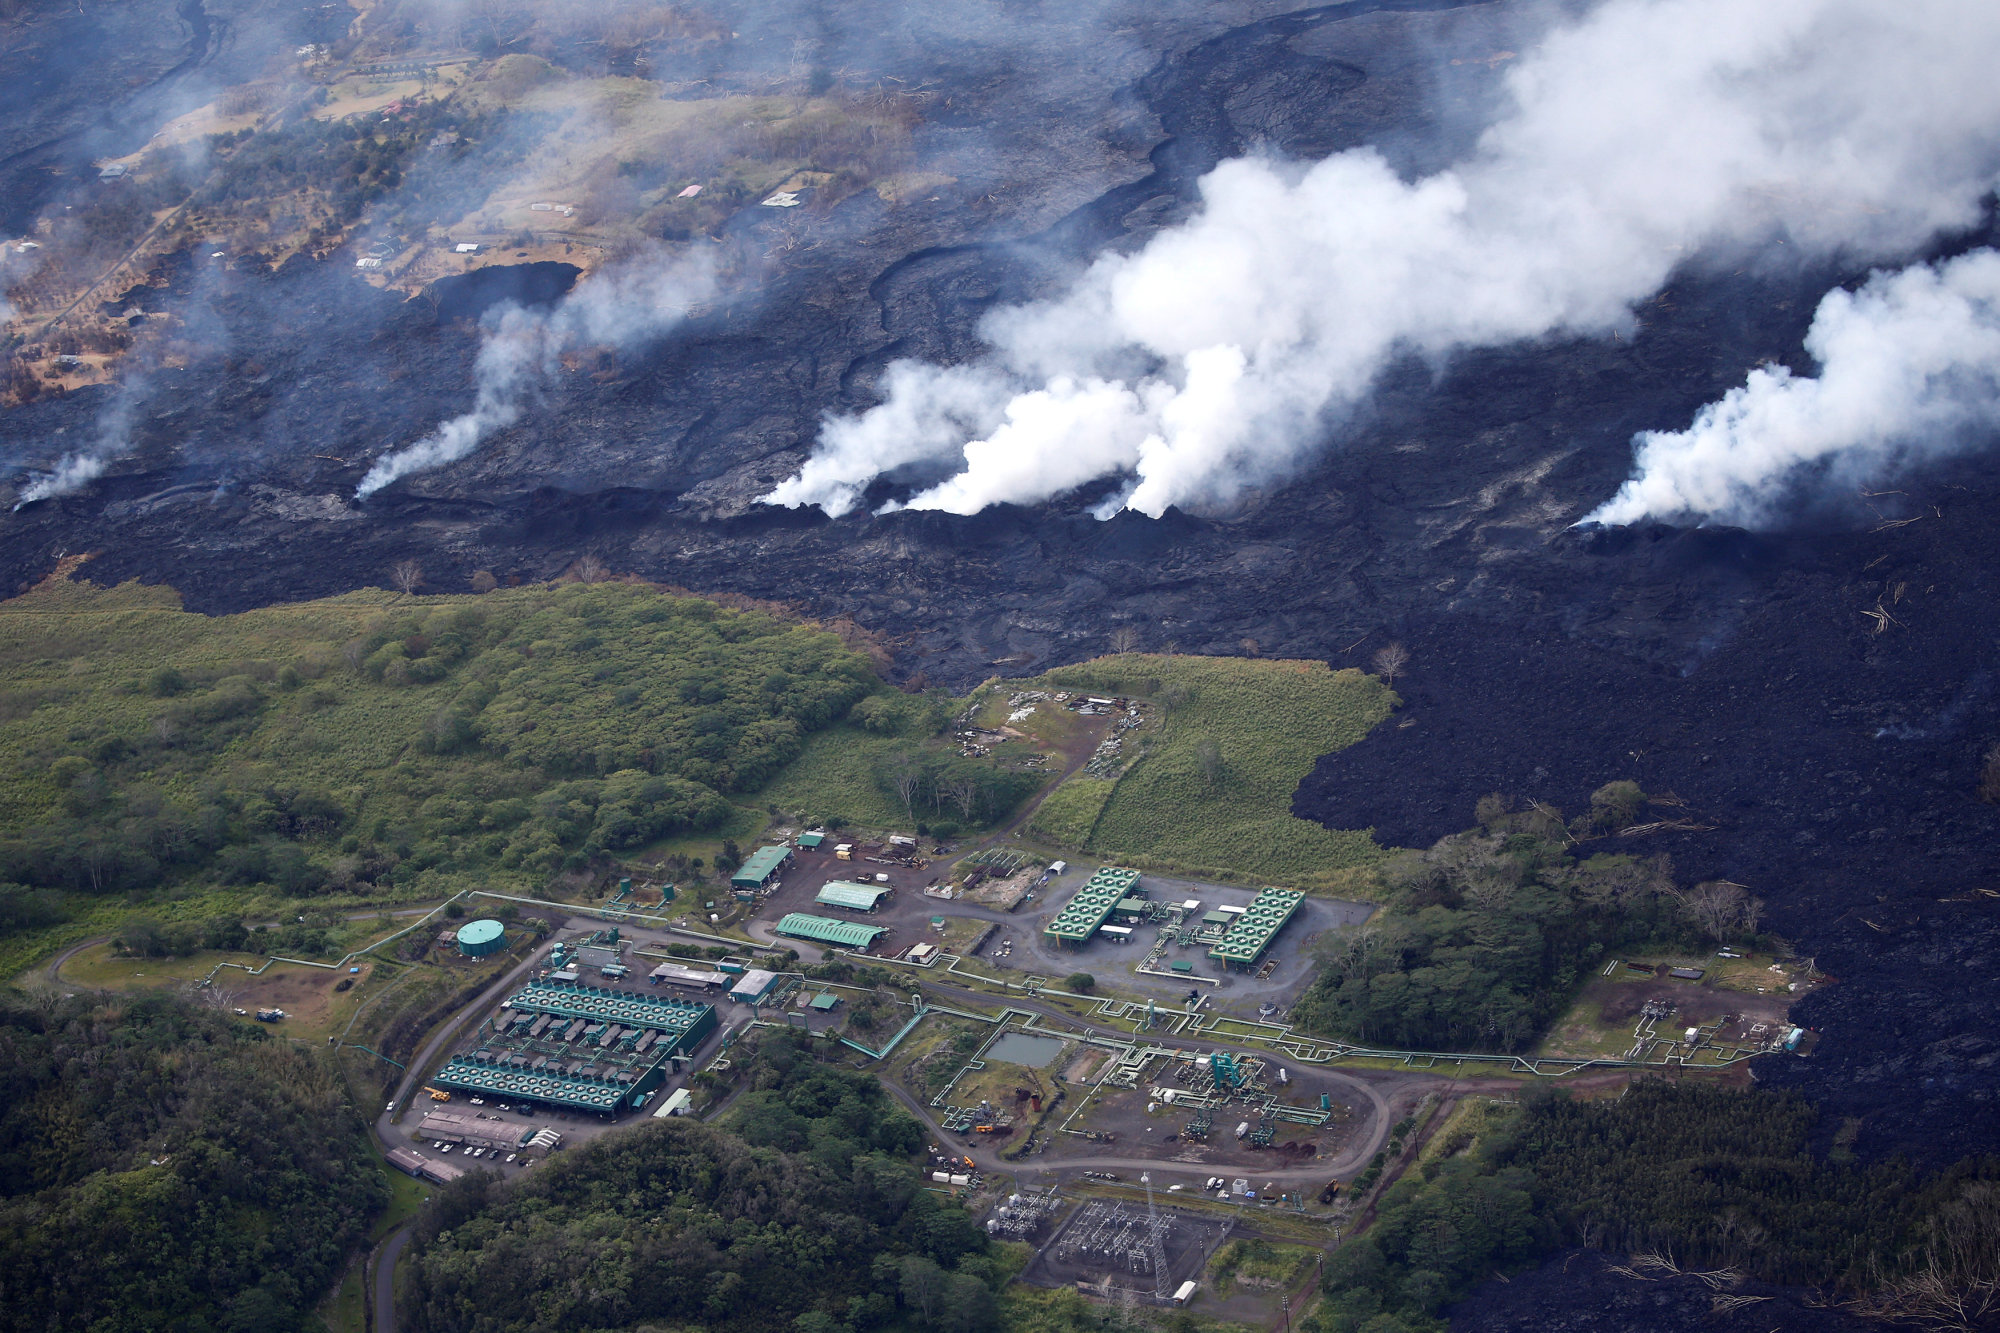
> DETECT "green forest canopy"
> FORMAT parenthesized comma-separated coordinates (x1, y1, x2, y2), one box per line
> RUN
(0, 990, 385, 1332)
(402, 1030, 1003, 1333)
(1292, 791, 1761, 1052)
(0, 573, 897, 964)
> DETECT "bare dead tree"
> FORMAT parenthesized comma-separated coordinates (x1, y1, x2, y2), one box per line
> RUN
(1677, 880, 1762, 943)
(1846, 1181, 2000, 1331)
(892, 761, 923, 821)
(1194, 737, 1223, 791)
(1108, 624, 1142, 654)
(389, 559, 424, 596)
(573, 554, 610, 584)
(947, 775, 981, 822)
(1372, 642, 1411, 686)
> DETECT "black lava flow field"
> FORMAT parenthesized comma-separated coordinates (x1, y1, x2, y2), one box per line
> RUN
(4, 0, 2000, 1314)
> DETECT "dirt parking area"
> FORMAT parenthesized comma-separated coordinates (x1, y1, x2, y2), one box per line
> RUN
(1596, 974, 1794, 1029)
(229, 961, 378, 1037)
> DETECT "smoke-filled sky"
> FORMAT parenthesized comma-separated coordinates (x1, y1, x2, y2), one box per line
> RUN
(763, 0, 2000, 526)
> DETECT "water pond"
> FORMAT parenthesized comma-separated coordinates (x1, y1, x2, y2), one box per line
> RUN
(985, 1032, 1065, 1068)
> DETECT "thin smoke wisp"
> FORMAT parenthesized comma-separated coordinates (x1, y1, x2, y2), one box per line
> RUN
(1588, 250, 2000, 527)
(761, 0, 2000, 521)
(16, 395, 135, 507)
(356, 248, 717, 499)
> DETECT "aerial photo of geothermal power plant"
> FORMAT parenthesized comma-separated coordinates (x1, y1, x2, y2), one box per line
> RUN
(2, 1, 1998, 1331)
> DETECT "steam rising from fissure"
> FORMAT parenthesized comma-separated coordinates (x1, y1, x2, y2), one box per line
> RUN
(1589, 251, 2000, 526)
(762, 0, 2000, 523)
(356, 249, 716, 499)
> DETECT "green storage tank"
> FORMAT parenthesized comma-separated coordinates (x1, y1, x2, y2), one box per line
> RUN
(458, 918, 506, 957)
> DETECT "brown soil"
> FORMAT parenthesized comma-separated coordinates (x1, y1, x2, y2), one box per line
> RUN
(233, 961, 376, 1032)
(1597, 976, 1792, 1029)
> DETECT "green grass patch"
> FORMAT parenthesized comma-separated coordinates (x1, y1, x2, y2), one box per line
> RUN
(754, 722, 913, 831)
(372, 1168, 433, 1242)
(0, 571, 898, 976)
(1208, 1238, 1318, 1295)
(1022, 774, 1114, 846)
(1025, 654, 1395, 888)
(317, 1254, 367, 1333)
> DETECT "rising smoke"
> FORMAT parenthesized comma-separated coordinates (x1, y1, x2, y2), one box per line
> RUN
(762, 0, 2000, 521)
(15, 390, 137, 507)
(1588, 250, 2000, 527)
(355, 248, 717, 499)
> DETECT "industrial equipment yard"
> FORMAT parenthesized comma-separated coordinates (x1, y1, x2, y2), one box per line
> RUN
(364, 837, 1809, 1324)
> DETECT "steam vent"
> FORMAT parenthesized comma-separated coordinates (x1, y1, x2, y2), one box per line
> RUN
(456, 919, 506, 958)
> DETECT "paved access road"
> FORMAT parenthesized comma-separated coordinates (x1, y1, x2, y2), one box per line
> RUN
(371, 1222, 416, 1333)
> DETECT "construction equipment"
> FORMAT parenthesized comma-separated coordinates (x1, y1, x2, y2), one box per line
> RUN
(424, 1086, 452, 1102)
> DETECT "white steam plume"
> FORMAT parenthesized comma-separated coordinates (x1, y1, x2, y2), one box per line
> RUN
(763, 0, 2000, 520)
(16, 378, 151, 507)
(356, 248, 717, 499)
(17, 443, 116, 507)
(1587, 250, 2000, 527)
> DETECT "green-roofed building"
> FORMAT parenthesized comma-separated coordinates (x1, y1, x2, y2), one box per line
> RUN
(775, 912, 887, 949)
(809, 992, 842, 1011)
(730, 845, 791, 890)
(1043, 867, 1142, 945)
(816, 880, 893, 912)
(1208, 888, 1306, 968)
(797, 832, 826, 849)
(430, 980, 718, 1114)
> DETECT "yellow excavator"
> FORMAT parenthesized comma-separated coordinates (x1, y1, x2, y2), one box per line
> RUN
(423, 1086, 452, 1102)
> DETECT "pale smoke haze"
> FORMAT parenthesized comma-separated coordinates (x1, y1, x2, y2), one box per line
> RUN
(356, 248, 717, 499)
(1588, 250, 2000, 527)
(761, 0, 2000, 520)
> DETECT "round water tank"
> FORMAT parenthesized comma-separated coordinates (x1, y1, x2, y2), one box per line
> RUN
(458, 918, 506, 957)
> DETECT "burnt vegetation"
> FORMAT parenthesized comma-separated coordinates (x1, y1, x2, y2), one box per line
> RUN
(1310, 1081, 2000, 1333)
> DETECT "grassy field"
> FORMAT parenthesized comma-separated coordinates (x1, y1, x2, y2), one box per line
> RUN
(1207, 1238, 1319, 1295)
(756, 723, 915, 830)
(1022, 774, 1114, 846)
(58, 941, 267, 987)
(0, 568, 890, 977)
(1021, 655, 1396, 889)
